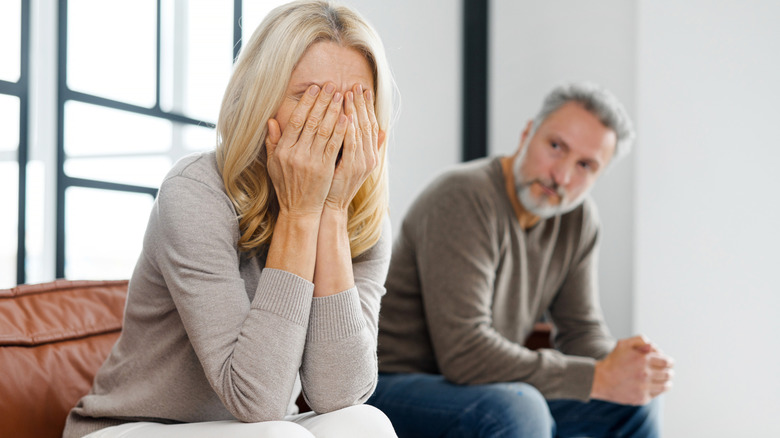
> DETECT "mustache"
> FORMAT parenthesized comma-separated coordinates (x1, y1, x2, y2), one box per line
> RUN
(517, 178, 566, 199)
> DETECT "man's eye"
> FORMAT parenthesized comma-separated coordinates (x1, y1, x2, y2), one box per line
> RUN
(578, 161, 591, 170)
(550, 142, 560, 149)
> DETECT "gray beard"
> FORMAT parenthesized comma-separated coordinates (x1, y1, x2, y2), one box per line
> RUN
(516, 182, 586, 219)
(512, 149, 589, 219)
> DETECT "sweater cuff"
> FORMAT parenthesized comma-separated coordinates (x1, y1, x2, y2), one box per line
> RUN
(307, 287, 365, 342)
(559, 355, 598, 401)
(252, 268, 314, 327)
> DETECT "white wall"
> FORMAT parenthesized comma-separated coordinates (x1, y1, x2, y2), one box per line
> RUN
(636, 1, 780, 436)
(490, 0, 638, 338)
(345, 0, 462, 235)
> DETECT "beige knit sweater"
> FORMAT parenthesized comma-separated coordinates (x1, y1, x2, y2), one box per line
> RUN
(64, 151, 391, 438)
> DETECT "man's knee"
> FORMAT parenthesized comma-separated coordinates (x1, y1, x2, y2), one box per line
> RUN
(462, 383, 553, 438)
(623, 397, 663, 437)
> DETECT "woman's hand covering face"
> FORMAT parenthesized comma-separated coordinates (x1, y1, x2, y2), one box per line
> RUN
(265, 41, 385, 218)
(266, 82, 348, 218)
(324, 83, 386, 212)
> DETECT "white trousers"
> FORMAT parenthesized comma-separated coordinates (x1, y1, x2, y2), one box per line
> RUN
(83, 405, 397, 438)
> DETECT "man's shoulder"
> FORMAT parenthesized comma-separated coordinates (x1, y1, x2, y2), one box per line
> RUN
(417, 157, 503, 205)
(401, 157, 508, 237)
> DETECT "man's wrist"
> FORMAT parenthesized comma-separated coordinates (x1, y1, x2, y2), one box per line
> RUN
(590, 360, 606, 400)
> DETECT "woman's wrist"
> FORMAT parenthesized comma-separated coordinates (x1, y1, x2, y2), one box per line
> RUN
(277, 207, 324, 225)
(320, 203, 350, 223)
(266, 211, 321, 282)
(313, 204, 353, 297)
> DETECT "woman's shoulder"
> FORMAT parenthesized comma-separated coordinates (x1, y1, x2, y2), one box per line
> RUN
(156, 151, 235, 215)
(162, 150, 223, 191)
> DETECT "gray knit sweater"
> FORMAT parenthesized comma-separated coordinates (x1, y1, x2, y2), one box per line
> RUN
(377, 157, 615, 401)
(63, 152, 391, 438)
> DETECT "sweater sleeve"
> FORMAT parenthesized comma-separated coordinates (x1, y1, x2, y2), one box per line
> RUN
(150, 175, 313, 422)
(413, 183, 597, 401)
(298, 218, 392, 413)
(548, 201, 615, 361)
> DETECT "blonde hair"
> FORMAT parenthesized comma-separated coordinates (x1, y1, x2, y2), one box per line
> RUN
(216, 0, 396, 257)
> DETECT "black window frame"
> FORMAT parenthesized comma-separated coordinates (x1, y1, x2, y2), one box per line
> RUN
(0, 0, 30, 285)
(54, 0, 243, 278)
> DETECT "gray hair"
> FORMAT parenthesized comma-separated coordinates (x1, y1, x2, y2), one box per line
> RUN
(532, 82, 635, 163)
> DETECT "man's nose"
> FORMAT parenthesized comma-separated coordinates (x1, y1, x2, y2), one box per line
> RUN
(551, 162, 573, 186)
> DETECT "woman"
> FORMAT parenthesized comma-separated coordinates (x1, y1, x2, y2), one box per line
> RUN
(63, 1, 397, 437)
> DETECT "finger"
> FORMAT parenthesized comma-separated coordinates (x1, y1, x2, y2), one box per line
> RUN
(298, 82, 337, 150)
(648, 353, 674, 369)
(649, 380, 673, 397)
(341, 92, 359, 164)
(325, 113, 349, 164)
(311, 89, 344, 156)
(342, 113, 358, 166)
(344, 90, 354, 117)
(650, 368, 674, 384)
(353, 84, 373, 156)
(267, 119, 282, 155)
(365, 88, 382, 150)
(626, 335, 653, 353)
(278, 84, 320, 146)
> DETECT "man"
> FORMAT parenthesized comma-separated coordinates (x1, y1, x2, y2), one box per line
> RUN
(367, 82, 674, 437)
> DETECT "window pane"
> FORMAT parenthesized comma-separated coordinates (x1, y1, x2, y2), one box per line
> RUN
(0, 163, 19, 288)
(0, 0, 21, 82)
(24, 160, 48, 284)
(65, 187, 154, 280)
(182, 124, 216, 151)
(65, 101, 172, 157)
(241, 0, 287, 46)
(0, 95, 20, 151)
(67, 0, 157, 107)
(65, 156, 172, 188)
(183, 0, 233, 122)
(161, 0, 233, 123)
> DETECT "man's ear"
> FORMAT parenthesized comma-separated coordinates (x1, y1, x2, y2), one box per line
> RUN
(518, 119, 534, 151)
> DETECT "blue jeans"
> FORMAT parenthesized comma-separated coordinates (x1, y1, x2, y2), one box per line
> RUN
(367, 373, 661, 438)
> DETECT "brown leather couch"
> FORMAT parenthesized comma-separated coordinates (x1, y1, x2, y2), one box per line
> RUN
(0, 279, 552, 438)
(0, 280, 127, 438)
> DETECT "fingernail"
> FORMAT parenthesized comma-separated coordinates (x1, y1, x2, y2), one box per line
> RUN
(334, 92, 343, 103)
(357, 84, 363, 95)
(324, 83, 335, 94)
(366, 89, 373, 101)
(309, 85, 320, 95)
(339, 114, 347, 124)
(346, 91, 353, 102)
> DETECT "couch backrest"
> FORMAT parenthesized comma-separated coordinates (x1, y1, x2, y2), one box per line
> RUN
(0, 280, 128, 438)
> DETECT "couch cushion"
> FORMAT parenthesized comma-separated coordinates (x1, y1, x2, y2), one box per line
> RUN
(0, 280, 128, 438)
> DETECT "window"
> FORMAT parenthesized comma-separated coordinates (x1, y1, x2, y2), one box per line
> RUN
(0, 0, 27, 288)
(2, 0, 285, 286)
